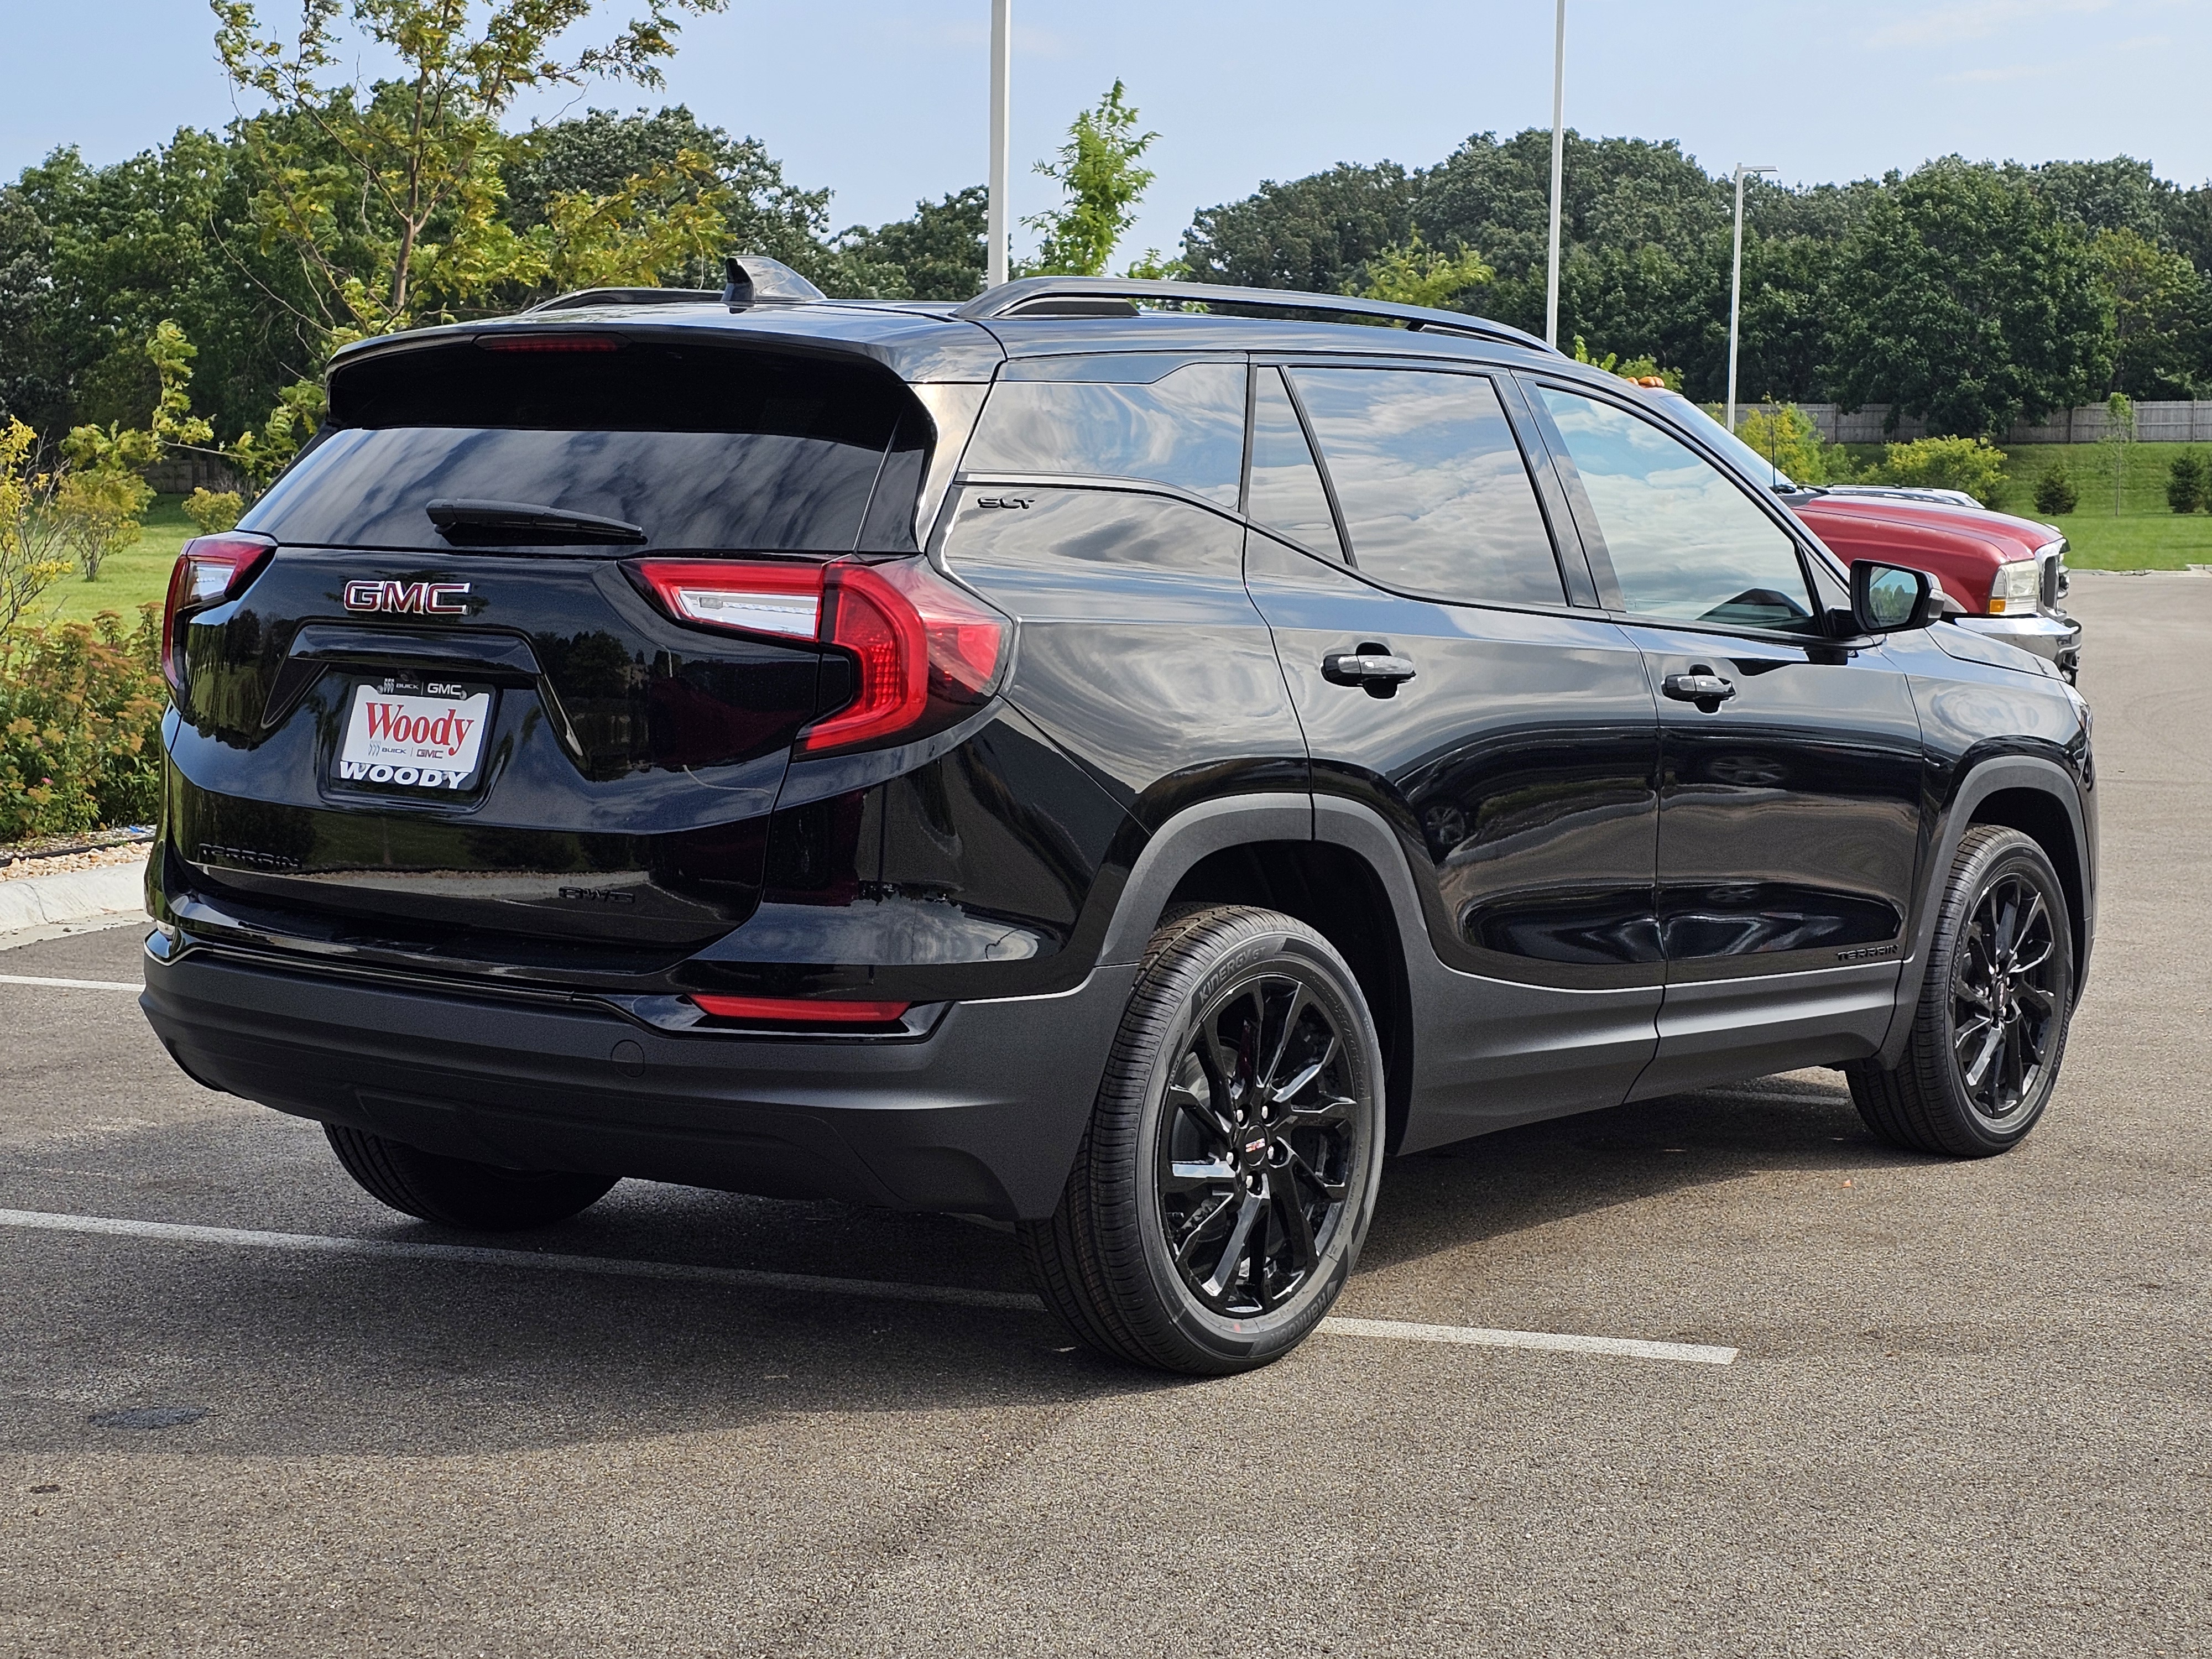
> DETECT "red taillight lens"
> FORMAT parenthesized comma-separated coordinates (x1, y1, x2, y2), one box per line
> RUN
(630, 556, 1009, 757)
(163, 534, 274, 697)
(689, 994, 911, 1026)
(805, 560, 1008, 754)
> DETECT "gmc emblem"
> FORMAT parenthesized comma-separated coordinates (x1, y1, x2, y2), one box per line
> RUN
(345, 580, 472, 615)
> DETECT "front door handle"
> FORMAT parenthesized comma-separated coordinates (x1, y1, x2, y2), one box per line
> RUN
(1322, 649, 1417, 697)
(1662, 671, 1737, 707)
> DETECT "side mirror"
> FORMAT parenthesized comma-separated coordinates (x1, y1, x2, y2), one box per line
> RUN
(1850, 560, 1936, 634)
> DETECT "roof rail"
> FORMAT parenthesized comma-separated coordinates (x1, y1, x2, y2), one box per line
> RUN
(954, 276, 1558, 355)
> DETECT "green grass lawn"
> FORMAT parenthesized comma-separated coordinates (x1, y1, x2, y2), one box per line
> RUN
(1835, 440, 2212, 570)
(41, 494, 197, 627)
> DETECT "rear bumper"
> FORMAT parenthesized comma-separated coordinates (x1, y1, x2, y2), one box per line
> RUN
(141, 940, 1133, 1222)
(1955, 611, 2081, 678)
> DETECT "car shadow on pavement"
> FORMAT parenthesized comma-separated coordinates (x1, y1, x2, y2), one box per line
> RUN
(1355, 1067, 1937, 1275)
(3, 1067, 1928, 1457)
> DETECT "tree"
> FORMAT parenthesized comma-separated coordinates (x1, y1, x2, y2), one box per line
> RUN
(838, 187, 988, 300)
(503, 105, 859, 296)
(2093, 227, 2205, 397)
(1348, 233, 1490, 311)
(0, 186, 66, 441)
(2095, 392, 2134, 518)
(56, 321, 210, 578)
(1182, 161, 1417, 293)
(1021, 82, 1158, 278)
(0, 419, 74, 636)
(1824, 159, 2110, 436)
(210, 0, 729, 343)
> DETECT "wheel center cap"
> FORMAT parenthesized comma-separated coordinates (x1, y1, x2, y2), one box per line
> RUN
(1241, 1132, 1269, 1170)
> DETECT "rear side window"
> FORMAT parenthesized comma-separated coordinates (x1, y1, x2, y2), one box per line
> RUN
(962, 360, 1245, 508)
(242, 341, 925, 552)
(1290, 367, 1564, 606)
(1535, 385, 1818, 633)
(1246, 368, 1343, 559)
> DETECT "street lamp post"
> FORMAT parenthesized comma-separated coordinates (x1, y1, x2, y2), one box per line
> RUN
(1545, 0, 1567, 350)
(988, 0, 1011, 289)
(1725, 163, 1777, 434)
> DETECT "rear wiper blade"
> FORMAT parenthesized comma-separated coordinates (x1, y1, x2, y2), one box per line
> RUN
(426, 498, 645, 546)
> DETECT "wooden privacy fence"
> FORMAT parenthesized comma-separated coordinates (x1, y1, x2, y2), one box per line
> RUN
(1739, 401, 2212, 445)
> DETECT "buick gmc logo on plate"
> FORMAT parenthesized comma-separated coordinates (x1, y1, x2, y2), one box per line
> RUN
(345, 579, 472, 615)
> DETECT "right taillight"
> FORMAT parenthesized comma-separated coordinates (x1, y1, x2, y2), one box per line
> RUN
(630, 556, 1009, 757)
(163, 534, 274, 697)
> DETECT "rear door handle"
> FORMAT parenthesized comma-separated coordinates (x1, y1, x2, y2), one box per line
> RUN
(1322, 651, 1417, 686)
(1662, 671, 1737, 706)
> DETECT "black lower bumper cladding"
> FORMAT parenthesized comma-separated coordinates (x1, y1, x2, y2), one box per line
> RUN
(142, 941, 1135, 1222)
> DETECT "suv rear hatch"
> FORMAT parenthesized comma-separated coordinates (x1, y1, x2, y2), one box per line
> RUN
(160, 328, 932, 982)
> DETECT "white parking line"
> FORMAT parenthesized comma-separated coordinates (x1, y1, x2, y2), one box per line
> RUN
(1321, 1315, 1737, 1366)
(0, 1208, 1738, 1366)
(0, 973, 139, 991)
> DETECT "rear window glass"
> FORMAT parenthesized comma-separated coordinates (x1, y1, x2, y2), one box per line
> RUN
(961, 360, 1245, 508)
(242, 340, 924, 552)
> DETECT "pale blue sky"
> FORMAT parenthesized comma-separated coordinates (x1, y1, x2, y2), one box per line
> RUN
(7, 1, 2209, 263)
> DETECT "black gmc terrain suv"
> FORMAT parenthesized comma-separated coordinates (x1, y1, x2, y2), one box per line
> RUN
(141, 259, 2096, 1374)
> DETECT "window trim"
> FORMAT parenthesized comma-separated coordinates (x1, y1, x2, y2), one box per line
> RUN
(1517, 371, 1840, 645)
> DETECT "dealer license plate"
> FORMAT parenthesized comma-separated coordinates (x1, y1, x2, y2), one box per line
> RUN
(335, 678, 493, 792)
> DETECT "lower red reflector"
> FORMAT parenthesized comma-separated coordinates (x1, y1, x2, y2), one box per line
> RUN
(690, 995, 910, 1025)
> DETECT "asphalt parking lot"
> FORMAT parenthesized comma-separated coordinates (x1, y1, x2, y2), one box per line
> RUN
(3, 575, 2206, 1658)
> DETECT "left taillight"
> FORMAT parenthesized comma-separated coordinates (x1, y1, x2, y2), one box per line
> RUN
(630, 556, 1009, 757)
(163, 533, 275, 698)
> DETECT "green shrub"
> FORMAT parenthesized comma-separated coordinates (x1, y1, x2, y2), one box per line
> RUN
(0, 606, 167, 842)
(1870, 435, 2008, 508)
(2168, 450, 2208, 514)
(1731, 404, 1849, 485)
(183, 487, 244, 534)
(2034, 458, 2080, 515)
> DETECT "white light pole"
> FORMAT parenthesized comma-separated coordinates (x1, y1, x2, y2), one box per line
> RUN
(988, 0, 1012, 290)
(1725, 163, 1778, 434)
(1545, 0, 1567, 349)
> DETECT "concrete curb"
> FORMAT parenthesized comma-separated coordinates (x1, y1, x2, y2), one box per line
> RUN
(0, 857, 148, 935)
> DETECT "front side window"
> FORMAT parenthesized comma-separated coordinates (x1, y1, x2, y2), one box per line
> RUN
(1536, 385, 1819, 633)
(962, 359, 1245, 508)
(1290, 367, 1564, 606)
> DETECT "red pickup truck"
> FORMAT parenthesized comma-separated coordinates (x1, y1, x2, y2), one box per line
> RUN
(1645, 389, 2081, 682)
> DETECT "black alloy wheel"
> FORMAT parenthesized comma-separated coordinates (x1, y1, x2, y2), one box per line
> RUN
(1155, 973, 1360, 1319)
(1848, 826, 2075, 1157)
(1020, 905, 1385, 1374)
(1948, 865, 2063, 1129)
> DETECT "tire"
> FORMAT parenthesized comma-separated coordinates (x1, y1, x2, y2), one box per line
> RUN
(325, 1124, 617, 1230)
(1846, 826, 2075, 1157)
(1018, 905, 1387, 1375)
